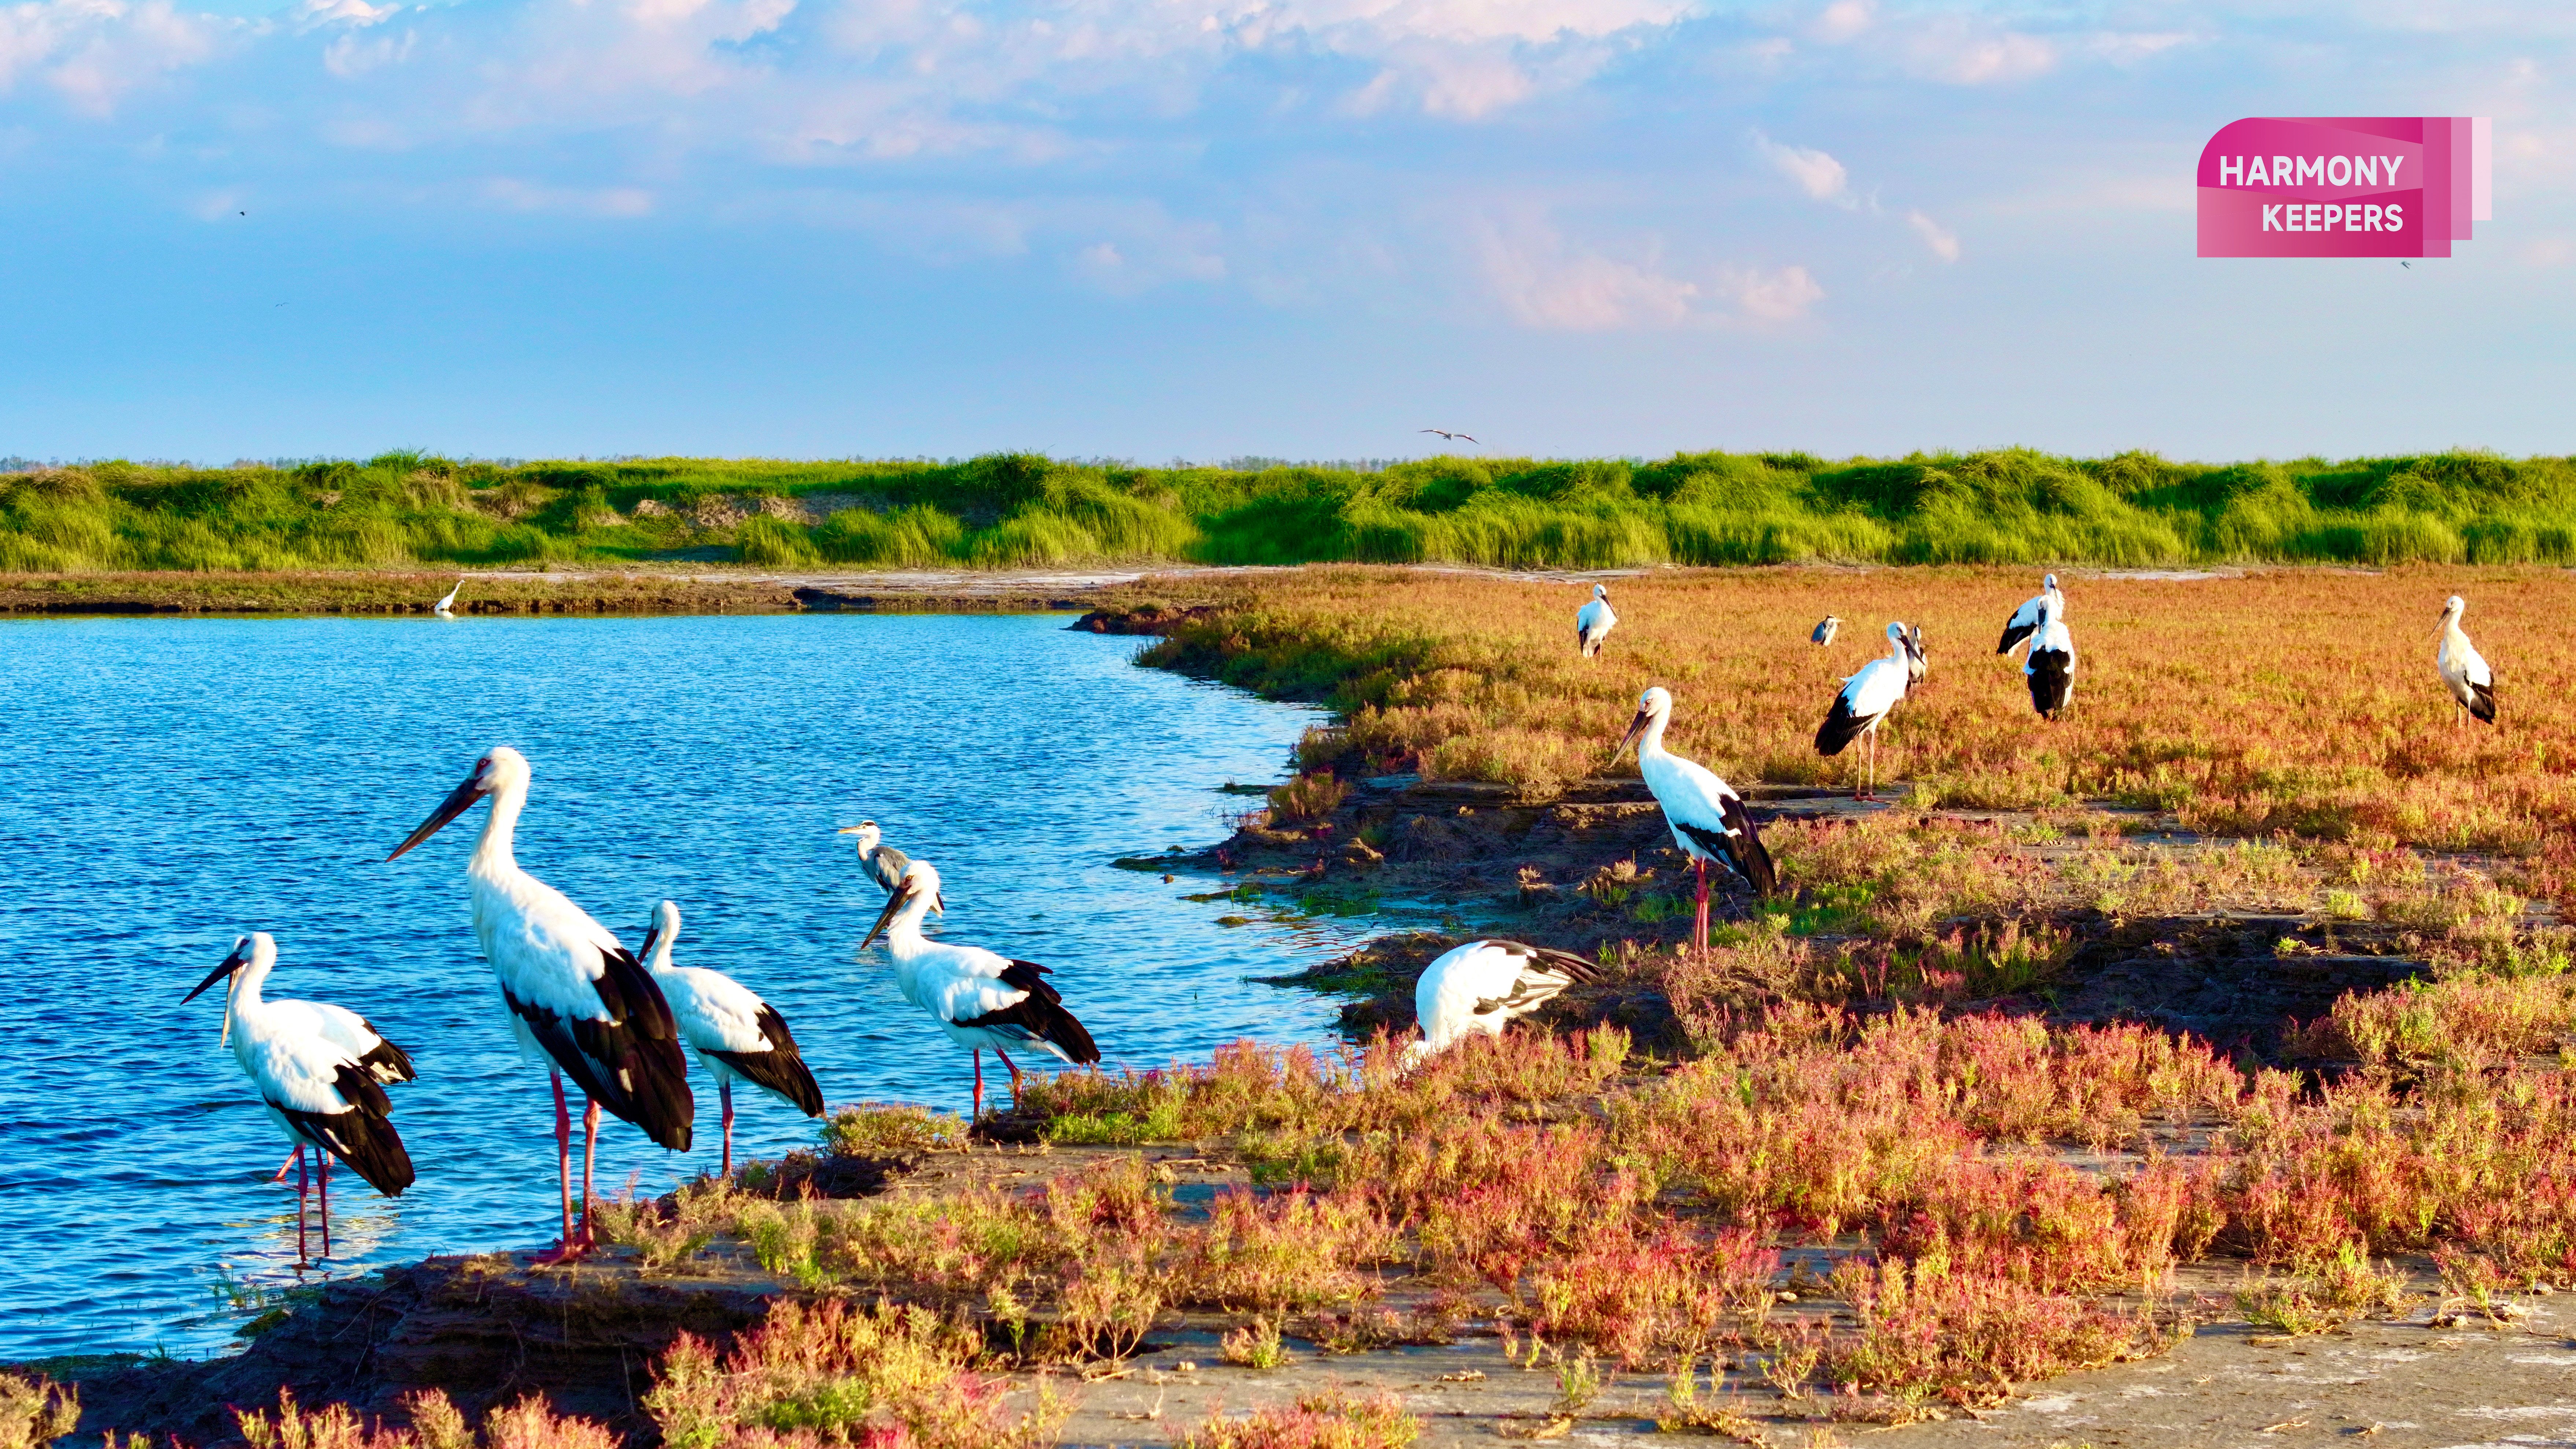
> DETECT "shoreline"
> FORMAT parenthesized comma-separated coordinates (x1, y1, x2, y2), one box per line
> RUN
(0, 559, 2411, 619)
(0, 566, 1189, 617)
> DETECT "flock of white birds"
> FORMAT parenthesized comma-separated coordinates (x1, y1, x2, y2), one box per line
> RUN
(186, 748, 1100, 1265)
(1395, 573, 2515, 1079)
(180, 574, 2510, 1266)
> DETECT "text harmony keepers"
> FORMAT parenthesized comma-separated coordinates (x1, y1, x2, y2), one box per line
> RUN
(2263, 202, 2405, 232)
(2213, 155, 2409, 188)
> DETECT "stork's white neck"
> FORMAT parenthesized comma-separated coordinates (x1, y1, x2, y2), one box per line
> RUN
(880, 892, 937, 957)
(232, 951, 272, 1015)
(222, 944, 274, 1050)
(1635, 708, 1672, 760)
(472, 775, 526, 877)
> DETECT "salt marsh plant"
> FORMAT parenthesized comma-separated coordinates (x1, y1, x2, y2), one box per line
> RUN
(1141, 565, 2576, 860)
(0, 1372, 77, 1449)
(647, 1300, 1064, 1449)
(1176, 1390, 1418, 1449)
(230, 1389, 616, 1449)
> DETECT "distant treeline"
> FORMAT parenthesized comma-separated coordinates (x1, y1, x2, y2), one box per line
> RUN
(7, 448, 2576, 572)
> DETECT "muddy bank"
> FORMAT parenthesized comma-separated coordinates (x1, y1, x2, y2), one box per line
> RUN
(52, 1253, 781, 1446)
(1199, 775, 2495, 1068)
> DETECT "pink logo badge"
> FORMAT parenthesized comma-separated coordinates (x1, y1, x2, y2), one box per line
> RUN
(2198, 117, 2491, 258)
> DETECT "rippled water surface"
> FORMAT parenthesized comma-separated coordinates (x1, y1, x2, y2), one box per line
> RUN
(0, 613, 1361, 1358)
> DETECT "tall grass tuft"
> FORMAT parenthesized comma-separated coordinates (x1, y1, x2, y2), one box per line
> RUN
(21, 447, 2576, 572)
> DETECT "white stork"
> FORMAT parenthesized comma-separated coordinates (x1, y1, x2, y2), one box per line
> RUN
(1406, 940, 1604, 1061)
(432, 577, 463, 617)
(385, 745, 691, 1260)
(2024, 606, 2076, 720)
(1903, 623, 1927, 690)
(1616, 687, 1779, 953)
(637, 900, 824, 1176)
(1816, 623, 1912, 800)
(2437, 596, 2497, 727)
(215, 935, 420, 1185)
(1811, 616, 1841, 647)
(835, 821, 916, 897)
(860, 859, 1101, 1121)
(1576, 585, 1617, 659)
(182, 934, 415, 1263)
(1995, 574, 2064, 656)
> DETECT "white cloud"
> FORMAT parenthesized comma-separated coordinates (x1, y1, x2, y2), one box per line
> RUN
(1730, 262, 1822, 321)
(479, 178, 656, 216)
(2085, 30, 2192, 64)
(0, 0, 227, 115)
(1902, 21, 2054, 84)
(1756, 131, 1850, 204)
(1810, 0, 1868, 43)
(1905, 209, 1957, 261)
(321, 25, 409, 76)
(291, 0, 397, 30)
(1473, 216, 1822, 330)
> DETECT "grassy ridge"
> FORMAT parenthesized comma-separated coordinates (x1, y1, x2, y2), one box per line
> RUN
(10, 447, 2576, 572)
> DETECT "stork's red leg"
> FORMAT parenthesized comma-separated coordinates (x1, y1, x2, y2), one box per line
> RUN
(1693, 856, 1711, 955)
(293, 1146, 310, 1267)
(535, 1072, 579, 1264)
(317, 1152, 332, 1260)
(579, 1099, 602, 1249)
(972, 1049, 985, 1123)
(995, 1046, 1024, 1105)
(271, 1149, 299, 1183)
(720, 1080, 735, 1179)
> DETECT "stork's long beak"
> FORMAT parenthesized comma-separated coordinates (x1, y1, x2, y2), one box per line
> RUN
(1614, 709, 1651, 757)
(861, 882, 915, 949)
(181, 942, 251, 1004)
(387, 769, 488, 861)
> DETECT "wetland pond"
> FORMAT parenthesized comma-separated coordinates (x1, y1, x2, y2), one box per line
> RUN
(0, 612, 1366, 1359)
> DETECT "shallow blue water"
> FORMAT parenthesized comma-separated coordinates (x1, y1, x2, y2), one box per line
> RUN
(0, 613, 1361, 1359)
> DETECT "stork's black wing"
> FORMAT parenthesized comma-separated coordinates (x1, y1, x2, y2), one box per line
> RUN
(505, 944, 694, 1151)
(707, 1003, 826, 1116)
(274, 1063, 415, 1197)
(955, 960, 1102, 1065)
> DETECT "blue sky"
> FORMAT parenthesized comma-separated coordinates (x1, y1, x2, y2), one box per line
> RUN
(0, 0, 2568, 462)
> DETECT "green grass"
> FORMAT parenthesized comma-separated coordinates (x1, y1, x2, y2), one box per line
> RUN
(15, 446, 2576, 571)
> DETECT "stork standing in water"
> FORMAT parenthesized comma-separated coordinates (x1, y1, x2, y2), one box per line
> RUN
(1811, 616, 1841, 647)
(861, 859, 1100, 1120)
(836, 821, 914, 897)
(2024, 605, 2076, 720)
(1576, 585, 1617, 658)
(385, 746, 691, 1260)
(638, 900, 824, 1176)
(1996, 574, 2065, 656)
(1816, 623, 1912, 800)
(1407, 940, 1603, 1061)
(432, 578, 464, 617)
(226, 937, 418, 1184)
(1616, 687, 1779, 953)
(182, 934, 416, 1263)
(2437, 596, 2497, 727)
